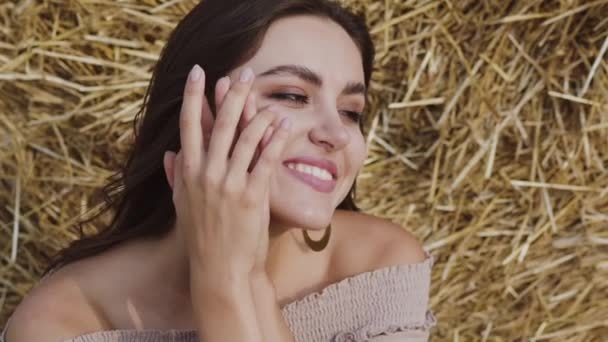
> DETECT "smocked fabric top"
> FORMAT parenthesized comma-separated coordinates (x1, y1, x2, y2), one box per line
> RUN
(2, 250, 437, 342)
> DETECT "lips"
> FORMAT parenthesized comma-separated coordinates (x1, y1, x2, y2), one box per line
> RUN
(282, 156, 338, 179)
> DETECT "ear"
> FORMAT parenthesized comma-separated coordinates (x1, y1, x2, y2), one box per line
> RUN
(163, 151, 176, 190)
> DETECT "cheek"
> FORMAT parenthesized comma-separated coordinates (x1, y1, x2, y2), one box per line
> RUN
(252, 88, 275, 111)
(350, 134, 367, 168)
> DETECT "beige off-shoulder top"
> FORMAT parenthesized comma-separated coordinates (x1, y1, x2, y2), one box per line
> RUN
(2, 250, 437, 342)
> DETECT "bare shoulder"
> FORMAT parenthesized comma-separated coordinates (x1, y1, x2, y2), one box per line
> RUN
(332, 209, 428, 277)
(4, 266, 107, 342)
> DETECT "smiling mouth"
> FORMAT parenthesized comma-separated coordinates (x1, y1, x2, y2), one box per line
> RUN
(282, 164, 337, 193)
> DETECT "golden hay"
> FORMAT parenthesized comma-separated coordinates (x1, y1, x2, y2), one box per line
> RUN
(1, 0, 607, 340)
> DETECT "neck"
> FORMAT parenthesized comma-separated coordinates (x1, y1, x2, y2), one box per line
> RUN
(147, 220, 320, 301)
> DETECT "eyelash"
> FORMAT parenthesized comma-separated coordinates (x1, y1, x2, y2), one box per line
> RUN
(269, 93, 362, 123)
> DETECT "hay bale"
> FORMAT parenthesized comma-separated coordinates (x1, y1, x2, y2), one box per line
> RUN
(1, 0, 607, 340)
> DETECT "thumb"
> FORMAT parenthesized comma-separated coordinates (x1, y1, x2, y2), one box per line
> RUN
(163, 151, 177, 189)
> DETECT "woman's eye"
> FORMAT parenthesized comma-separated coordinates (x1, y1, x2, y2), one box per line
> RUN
(269, 93, 308, 104)
(341, 110, 362, 123)
(269, 93, 362, 123)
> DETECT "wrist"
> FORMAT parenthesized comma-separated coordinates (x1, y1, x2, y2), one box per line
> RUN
(191, 267, 251, 299)
(190, 272, 265, 342)
(250, 271, 277, 297)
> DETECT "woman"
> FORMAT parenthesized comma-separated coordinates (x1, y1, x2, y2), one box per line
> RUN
(2, 0, 436, 341)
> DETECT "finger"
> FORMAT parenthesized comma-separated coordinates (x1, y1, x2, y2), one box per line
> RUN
(240, 92, 256, 134)
(259, 104, 278, 149)
(232, 92, 257, 158)
(163, 150, 177, 190)
(250, 126, 274, 172)
(180, 65, 205, 180)
(261, 126, 274, 149)
(227, 108, 280, 179)
(249, 104, 276, 172)
(207, 66, 255, 170)
(172, 151, 184, 205)
(235, 92, 257, 151)
(172, 151, 191, 250)
(249, 117, 291, 194)
(202, 76, 230, 152)
(215, 76, 231, 110)
(201, 93, 215, 153)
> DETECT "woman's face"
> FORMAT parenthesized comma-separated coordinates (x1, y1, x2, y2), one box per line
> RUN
(227, 15, 367, 230)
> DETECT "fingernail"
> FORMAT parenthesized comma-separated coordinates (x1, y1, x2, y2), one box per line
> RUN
(189, 65, 202, 82)
(280, 117, 291, 129)
(239, 67, 253, 82)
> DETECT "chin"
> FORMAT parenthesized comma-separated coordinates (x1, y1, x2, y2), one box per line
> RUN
(269, 177, 342, 228)
(270, 204, 335, 230)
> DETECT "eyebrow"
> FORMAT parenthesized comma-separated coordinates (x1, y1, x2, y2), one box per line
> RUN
(257, 64, 367, 97)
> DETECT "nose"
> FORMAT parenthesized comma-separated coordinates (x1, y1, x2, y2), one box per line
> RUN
(308, 105, 350, 152)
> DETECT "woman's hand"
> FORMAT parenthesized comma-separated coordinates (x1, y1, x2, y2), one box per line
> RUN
(165, 64, 291, 288)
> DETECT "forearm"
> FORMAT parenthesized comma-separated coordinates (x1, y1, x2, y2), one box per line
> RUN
(250, 272, 297, 342)
(190, 270, 263, 341)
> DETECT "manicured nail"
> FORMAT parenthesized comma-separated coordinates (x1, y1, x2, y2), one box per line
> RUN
(279, 117, 291, 129)
(189, 65, 202, 82)
(239, 67, 253, 82)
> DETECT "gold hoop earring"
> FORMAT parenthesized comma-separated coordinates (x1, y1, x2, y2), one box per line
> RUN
(303, 224, 331, 252)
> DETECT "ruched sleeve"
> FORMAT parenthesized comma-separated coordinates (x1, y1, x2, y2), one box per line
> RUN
(281, 250, 437, 342)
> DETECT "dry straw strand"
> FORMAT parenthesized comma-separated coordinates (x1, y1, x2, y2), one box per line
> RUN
(1, 0, 607, 340)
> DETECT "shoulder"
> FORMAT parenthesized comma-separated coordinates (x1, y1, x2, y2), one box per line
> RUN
(332, 210, 428, 277)
(4, 268, 106, 342)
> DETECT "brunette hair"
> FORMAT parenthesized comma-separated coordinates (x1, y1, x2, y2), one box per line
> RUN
(43, 0, 375, 277)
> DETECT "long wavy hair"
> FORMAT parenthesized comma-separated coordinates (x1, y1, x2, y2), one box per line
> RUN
(42, 0, 375, 277)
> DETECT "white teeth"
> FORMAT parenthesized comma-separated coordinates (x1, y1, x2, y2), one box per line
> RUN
(286, 163, 333, 181)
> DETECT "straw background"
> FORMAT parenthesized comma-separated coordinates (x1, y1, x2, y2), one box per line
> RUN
(1, 0, 607, 340)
